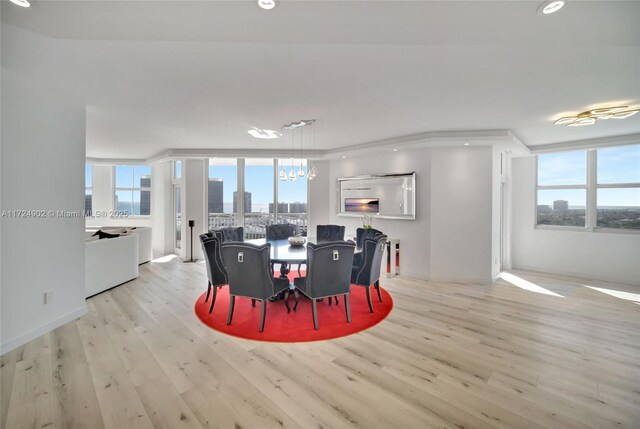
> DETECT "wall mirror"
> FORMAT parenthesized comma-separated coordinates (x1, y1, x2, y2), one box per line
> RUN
(337, 172, 416, 220)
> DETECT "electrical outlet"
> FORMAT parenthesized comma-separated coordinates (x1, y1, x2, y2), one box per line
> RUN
(44, 290, 54, 305)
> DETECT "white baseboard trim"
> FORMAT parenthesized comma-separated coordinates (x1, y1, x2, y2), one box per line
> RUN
(512, 264, 640, 287)
(1, 305, 88, 355)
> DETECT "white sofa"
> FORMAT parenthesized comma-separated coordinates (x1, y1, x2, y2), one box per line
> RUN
(85, 233, 139, 298)
(86, 226, 152, 264)
(100, 227, 152, 264)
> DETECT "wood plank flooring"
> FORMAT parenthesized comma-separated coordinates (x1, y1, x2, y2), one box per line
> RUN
(2, 257, 639, 429)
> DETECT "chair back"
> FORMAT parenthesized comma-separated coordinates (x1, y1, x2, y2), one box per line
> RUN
(355, 227, 384, 248)
(305, 241, 355, 299)
(266, 224, 296, 240)
(352, 234, 387, 286)
(316, 224, 346, 243)
(199, 234, 228, 287)
(221, 242, 275, 300)
(210, 226, 244, 242)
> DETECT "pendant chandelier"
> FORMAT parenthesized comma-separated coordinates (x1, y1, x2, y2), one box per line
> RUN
(280, 119, 318, 181)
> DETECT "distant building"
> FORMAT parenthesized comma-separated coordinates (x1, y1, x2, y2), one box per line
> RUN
(537, 205, 552, 213)
(85, 193, 92, 215)
(208, 179, 224, 213)
(233, 191, 252, 213)
(553, 200, 569, 211)
(289, 202, 307, 214)
(140, 176, 151, 215)
(269, 203, 289, 214)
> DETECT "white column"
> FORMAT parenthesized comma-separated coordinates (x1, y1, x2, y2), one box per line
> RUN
(183, 159, 207, 261)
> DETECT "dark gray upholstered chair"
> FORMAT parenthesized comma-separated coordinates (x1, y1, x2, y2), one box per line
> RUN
(210, 226, 244, 242)
(199, 233, 228, 314)
(293, 241, 356, 330)
(355, 227, 384, 249)
(316, 224, 346, 243)
(266, 224, 297, 240)
(221, 242, 291, 332)
(351, 232, 387, 312)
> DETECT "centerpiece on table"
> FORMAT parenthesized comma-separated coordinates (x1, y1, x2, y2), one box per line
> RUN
(288, 234, 306, 247)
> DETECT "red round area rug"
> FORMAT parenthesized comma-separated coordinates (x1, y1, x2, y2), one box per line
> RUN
(194, 282, 393, 342)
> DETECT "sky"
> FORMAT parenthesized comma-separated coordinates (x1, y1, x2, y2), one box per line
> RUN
(537, 145, 640, 207)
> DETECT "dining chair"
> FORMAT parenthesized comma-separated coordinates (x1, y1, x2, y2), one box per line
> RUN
(199, 233, 228, 314)
(293, 240, 356, 330)
(266, 224, 297, 240)
(210, 226, 244, 242)
(316, 224, 346, 242)
(351, 233, 388, 312)
(221, 242, 291, 332)
(355, 227, 385, 249)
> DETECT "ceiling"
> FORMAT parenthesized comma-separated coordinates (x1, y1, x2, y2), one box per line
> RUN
(2, 0, 640, 159)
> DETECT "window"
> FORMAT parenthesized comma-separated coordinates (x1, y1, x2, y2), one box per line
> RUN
(244, 158, 275, 239)
(596, 145, 640, 229)
(536, 145, 640, 231)
(277, 158, 308, 236)
(206, 158, 308, 238)
(208, 158, 238, 228)
(114, 165, 152, 216)
(174, 160, 182, 180)
(536, 150, 586, 227)
(85, 164, 93, 216)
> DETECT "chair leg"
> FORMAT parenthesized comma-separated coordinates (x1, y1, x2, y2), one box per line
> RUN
(328, 296, 333, 306)
(312, 299, 319, 330)
(284, 291, 291, 313)
(205, 281, 211, 302)
(375, 280, 382, 302)
(365, 286, 374, 313)
(209, 286, 218, 313)
(293, 289, 300, 311)
(259, 300, 267, 332)
(227, 295, 236, 325)
(344, 294, 351, 323)
(334, 296, 339, 306)
(251, 299, 256, 308)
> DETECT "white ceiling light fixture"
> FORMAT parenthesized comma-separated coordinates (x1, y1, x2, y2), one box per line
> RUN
(554, 106, 639, 127)
(538, 0, 566, 15)
(9, 0, 31, 7)
(258, 0, 275, 11)
(248, 128, 280, 139)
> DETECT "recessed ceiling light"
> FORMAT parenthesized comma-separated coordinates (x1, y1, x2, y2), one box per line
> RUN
(258, 0, 275, 10)
(538, 0, 565, 15)
(392, 149, 398, 152)
(341, 156, 347, 159)
(464, 143, 470, 146)
(248, 129, 280, 139)
(9, 0, 31, 7)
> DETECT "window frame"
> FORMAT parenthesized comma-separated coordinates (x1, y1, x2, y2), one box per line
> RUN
(113, 164, 152, 217)
(535, 145, 640, 234)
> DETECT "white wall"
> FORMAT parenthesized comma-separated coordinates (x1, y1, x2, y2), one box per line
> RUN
(85, 164, 153, 229)
(1, 25, 87, 353)
(327, 146, 494, 283)
(151, 160, 175, 255)
(183, 159, 207, 261)
(511, 156, 640, 285)
(308, 160, 331, 236)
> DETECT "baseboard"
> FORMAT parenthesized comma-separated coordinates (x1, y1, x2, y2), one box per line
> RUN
(512, 264, 640, 287)
(1, 305, 88, 355)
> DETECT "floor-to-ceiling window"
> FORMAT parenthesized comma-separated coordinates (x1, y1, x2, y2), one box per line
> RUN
(244, 158, 275, 239)
(173, 161, 182, 251)
(206, 157, 308, 238)
(208, 158, 239, 229)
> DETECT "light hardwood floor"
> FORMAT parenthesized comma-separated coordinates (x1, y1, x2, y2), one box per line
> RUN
(2, 256, 639, 429)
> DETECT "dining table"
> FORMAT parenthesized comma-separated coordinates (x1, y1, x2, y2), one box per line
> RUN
(246, 237, 311, 279)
